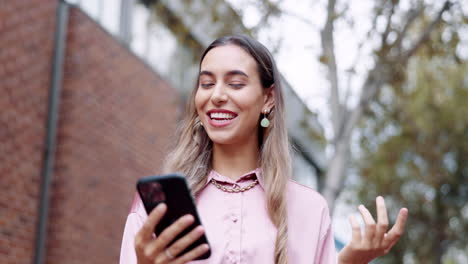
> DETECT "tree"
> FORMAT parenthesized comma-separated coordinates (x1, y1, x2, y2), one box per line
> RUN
(354, 19, 468, 263)
(319, 0, 457, 210)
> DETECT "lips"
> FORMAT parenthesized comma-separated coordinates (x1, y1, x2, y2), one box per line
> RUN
(207, 109, 238, 120)
(206, 109, 238, 127)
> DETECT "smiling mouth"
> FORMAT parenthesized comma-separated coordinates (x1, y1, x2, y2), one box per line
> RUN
(209, 112, 237, 121)
(206, 111, 238, 127)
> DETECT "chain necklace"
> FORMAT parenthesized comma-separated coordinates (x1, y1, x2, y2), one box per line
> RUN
(210, 178, 259, 193)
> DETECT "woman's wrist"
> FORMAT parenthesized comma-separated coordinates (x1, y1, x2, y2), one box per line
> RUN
(337, 252, 366, 264)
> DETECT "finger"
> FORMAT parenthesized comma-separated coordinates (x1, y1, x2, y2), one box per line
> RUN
(383, 233, 399, 254)
(145, 214, 195, 259)
(348, 215, 362, 244)
(383, 208, 408, 249)
(174, 244, 210, 264)
(167, 225, 206, 257)
(358, 204, 376, 244)
(375, 196, 389, 245)
(134, 203, 167, 249)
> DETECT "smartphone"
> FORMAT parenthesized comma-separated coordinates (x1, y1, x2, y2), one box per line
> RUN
(136, 174, 211, 260)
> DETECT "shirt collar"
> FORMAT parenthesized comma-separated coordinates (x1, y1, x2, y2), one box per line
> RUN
(204, 167, 264, 189)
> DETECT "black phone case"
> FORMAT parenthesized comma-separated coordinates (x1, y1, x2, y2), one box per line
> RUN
(136, 174, 211, 260)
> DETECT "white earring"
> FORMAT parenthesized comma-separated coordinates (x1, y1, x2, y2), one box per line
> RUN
(260, 109, 270, 128)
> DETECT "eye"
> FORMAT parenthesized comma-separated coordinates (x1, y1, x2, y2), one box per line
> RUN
(229, 83, 245, 88)
(200, 83, 214, 88)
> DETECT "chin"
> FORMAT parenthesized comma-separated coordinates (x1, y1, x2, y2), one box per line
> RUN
(208, 136, 237, 145)
(206, 131, 238, 145)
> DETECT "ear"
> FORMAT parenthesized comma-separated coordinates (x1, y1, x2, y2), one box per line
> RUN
(263, 84, 275, 112)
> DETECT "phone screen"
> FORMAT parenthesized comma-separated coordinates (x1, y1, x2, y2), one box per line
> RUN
(136, 174, 211, 260)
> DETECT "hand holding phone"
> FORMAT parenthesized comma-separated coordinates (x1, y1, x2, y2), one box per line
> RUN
(134, 174, 211, 263)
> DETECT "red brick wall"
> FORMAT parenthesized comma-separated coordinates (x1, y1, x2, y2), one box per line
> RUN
(0, 1, 57, 264)
(0, 2, 180, 264)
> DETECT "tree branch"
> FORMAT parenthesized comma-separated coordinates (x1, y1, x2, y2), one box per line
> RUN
(250, 0, 282, 34)
(321, 0, 342, 141)
(403, 1, 453, 59)
(282, 9, 319, 29)
(369, 0, 390, 34)
(381, 1, 397, 49)
(392, 5, 424, 54)
(321, 0, 455, 212)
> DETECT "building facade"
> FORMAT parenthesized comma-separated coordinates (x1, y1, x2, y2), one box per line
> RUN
(1, 1, 179, 263)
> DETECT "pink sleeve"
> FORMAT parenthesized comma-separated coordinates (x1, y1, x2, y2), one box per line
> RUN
(314, 223, 337, 264)
(313, 202, 337, 264)
(120, 213, 142, 264)
(120, 194, 146, 264)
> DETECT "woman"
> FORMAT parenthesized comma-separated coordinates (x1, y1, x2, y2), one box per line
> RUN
(120, 35, 408, 264)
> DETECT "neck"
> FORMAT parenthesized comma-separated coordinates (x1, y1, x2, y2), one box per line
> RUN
(212, 136, 260, 181)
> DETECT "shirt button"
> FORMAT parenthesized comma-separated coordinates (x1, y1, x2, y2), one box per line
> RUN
(231, 215, 238, 222)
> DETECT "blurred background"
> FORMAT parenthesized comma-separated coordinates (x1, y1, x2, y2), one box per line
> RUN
(0, 0, 466, 263)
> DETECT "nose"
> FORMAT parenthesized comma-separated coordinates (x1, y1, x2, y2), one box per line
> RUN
(210, 83, 228, 105)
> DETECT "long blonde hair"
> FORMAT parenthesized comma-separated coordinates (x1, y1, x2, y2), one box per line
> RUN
(164, 35, 292, 264)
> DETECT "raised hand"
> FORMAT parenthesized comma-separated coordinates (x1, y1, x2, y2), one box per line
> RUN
(338, 196, 408, 264)
(134, 203, 210, 264)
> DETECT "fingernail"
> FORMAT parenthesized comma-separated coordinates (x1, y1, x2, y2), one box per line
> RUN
(156, 203, 166, 211)
(184, 214, 194, 222)
(196, 226, 205, 233)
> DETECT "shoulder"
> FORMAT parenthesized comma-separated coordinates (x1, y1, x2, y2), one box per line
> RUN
(286, 180, 333, 253)
(286, 179, 331, 223)
(287, 179, 329, 209)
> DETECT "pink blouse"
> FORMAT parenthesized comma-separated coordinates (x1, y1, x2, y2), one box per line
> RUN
(120, 169, 336, 263)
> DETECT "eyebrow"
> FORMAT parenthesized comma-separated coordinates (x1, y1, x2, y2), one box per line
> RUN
(199, 70, 249, 78)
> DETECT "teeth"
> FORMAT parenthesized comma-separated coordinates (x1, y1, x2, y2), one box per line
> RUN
(210, 112, 235, 119)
